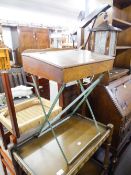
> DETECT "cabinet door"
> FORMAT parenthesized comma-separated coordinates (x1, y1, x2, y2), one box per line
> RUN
(35, 28, 50, 49)
(18, 27, 34, 52)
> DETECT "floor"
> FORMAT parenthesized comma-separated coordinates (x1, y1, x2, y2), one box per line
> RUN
(0, 162, 4, 175)
(114, 142, 131, 175)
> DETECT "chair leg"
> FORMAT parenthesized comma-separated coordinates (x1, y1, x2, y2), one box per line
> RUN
(1, 158, 10, 175)
(0, 123, 7, 149)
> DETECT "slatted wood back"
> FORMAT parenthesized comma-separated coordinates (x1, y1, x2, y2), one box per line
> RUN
(91, 30, 117, 56)
(0, 68, 27, 93)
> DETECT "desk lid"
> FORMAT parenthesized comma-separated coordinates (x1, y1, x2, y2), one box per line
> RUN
(22, 49, 114, 83)
(22, 50, 113, 69)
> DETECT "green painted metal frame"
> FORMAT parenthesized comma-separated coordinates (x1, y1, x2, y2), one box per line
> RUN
(31, 74, 103, 165)
(77, 80, 99, 131)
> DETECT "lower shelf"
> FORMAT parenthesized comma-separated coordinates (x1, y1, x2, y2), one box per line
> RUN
(77, 159, 103, 175)
(13, 115, 111, 175)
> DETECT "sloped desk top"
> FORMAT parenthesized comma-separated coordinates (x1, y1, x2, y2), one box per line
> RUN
(13, 116, 111, 175)
(22, 49, 114, 83)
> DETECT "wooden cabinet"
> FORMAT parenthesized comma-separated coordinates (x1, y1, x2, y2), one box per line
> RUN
(15, 26, 49, 65)
(35, 28, 49, 49)
(90, 75, 131, 159)
(18, 27, 34, 51)
(112, 4, 131, 69)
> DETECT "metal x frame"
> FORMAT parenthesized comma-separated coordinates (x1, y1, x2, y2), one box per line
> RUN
(31, 74, 103, 165)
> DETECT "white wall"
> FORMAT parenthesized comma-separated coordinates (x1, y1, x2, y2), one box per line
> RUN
(2, 27, 13, 49)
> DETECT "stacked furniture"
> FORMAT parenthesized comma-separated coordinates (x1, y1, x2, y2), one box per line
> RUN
(0, 5, 120, 175)
(87, 0, 131, 163)
(0, 47, 114, 175)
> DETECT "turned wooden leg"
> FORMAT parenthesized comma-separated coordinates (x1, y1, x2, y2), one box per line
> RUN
(101, 124, 114, 175)
(110, 152, 118, 174)
(0, 123, 8, 149)
(0, 147, 8, 175)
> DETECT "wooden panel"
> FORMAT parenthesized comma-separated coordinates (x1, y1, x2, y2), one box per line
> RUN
(89, 74, 131, 154)
(107, 75, 131, 117)
(117, 28, 131, 46)
(114, 49, 131, 68)
(113, 6, 131, 22)
(18, 27, 34, 52)
(113, 0, 131, 9)
(109, 67, 129, 81)
(35, 28, 50, 49)
(113, 18, 131, 29)
(77, 159, 102, 175)
(112, 5, 131, 71)
(16, 27, 50, 65)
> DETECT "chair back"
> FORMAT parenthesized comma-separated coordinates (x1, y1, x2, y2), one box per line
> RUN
(0, 67, 27, 93)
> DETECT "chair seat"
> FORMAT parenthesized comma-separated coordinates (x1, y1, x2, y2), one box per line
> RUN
(0, 97, 62, 135)
(109, 67, 129, 82)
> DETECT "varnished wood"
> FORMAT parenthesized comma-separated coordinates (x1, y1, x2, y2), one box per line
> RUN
(113, 0, 131, 9)
(0, 48, 11, 70)
(109, 67, 129, 81)
(117, 28, 131, 46)
(34, 28, 50, 49)
(77, 159, 102, 175)
(113, 17, 131, 29)
(1, 73, 20, 138)
(116, 46, 131, 50)
(16, 26, 50, 65)
(113, 6, 131, 22)
(90, 74, 131, 158)
(13, 116, 112, 175)
(114, 48, 131, 69)
(22, 50, 114, 83)
(0, 146, 15, 175)
(84, 0, 131, 165)
(111, 5, 131, 71)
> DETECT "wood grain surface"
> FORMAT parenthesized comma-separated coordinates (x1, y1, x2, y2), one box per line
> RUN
(13, 116, 111, 175)
(22, 49, 114, 83)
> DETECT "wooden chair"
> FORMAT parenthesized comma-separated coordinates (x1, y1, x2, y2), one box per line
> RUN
(0, 67, 33, 93)
(0, 67, 62, 149)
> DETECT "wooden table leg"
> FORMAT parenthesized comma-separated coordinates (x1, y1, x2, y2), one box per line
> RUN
(101, 124, 114, 175)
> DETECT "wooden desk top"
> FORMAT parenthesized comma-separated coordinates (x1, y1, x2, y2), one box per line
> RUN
(13, 116, 111, 175)
(22, 49, 114, 83)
